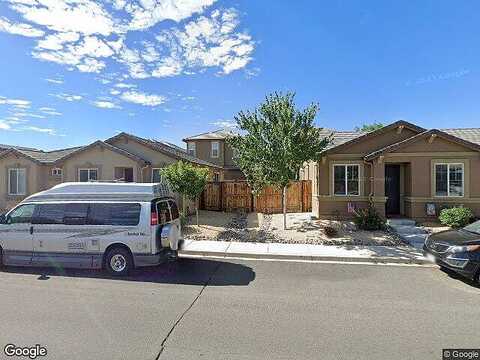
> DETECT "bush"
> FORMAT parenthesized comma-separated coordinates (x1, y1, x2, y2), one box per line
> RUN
(439, 207, 474, 228)
(323, 226, 338, 238)
(353, 205, 385, 231)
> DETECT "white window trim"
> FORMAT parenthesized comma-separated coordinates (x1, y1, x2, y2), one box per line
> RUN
(115, 167, 135, 182)
(434, 163, 465, 198)
(333, 164, 360, 197)
(8, 168, 26, 196)
(78, 168, 98, 182)
(211, 141, 219, 158)
(151, 168, 163, 182)
(187, 142, 196, 157)
(51, 167, 63, 176)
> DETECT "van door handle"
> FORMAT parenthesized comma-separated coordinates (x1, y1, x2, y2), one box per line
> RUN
(29, 226, 33, 235)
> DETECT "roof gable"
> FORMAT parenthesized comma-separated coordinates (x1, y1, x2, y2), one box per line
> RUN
(323, 120, 425, 154)
(365, 129, 480, 160)
(106, 132, 222, 169)
(56, 141, 148, 164)
(183, 129, 234, 141)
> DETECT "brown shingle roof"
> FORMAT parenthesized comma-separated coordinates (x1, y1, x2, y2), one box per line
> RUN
(183, 129, 235, 141)
(442, 128, 480, 146)
(106, 132, 222, 169)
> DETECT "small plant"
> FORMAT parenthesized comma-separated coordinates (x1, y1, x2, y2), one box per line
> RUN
(353, 205, 385, 231)
(323, 226, 338, 238)
(439, 207, 474, 228)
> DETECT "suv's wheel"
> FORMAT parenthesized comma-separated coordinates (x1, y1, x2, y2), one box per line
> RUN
(105, 247, 133, 276)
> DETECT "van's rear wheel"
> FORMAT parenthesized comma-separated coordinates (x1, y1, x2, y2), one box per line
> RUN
(105, 247, 132, 276)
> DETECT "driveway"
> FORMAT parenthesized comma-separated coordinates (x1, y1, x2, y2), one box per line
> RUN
(0, 259, 478, 360)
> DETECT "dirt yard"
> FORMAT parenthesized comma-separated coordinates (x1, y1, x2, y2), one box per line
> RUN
(183, 211, 403, 246)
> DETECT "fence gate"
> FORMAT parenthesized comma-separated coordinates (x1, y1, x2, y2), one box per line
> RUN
(222, 181, 252, 212)
(203, 182, 222, 211)
(201, 180, 312, 214)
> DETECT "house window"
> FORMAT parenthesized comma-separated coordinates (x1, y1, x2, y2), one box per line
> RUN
(435, 163, 464, 197)
(333, 164, 359, 196)
(8, 168, 26, 195)
(213, 173, 220, 182)
(51, 168, 63, 176)
(187, 142, 196, 156)
(211, 141, 219, 158)
(114, 167, 134, 182)
(152, 168, 163, 183)
(78, 168, 98, 182)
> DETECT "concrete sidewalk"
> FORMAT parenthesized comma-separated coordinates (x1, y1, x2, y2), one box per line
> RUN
(179, 240, 431, 265)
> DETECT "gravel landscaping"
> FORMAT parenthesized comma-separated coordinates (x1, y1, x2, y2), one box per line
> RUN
(183, 210, 404, 246)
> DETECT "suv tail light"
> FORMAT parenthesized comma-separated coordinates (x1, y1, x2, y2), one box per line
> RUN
(151, 211, 158, 226)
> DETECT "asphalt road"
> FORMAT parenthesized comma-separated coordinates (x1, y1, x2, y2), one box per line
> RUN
(0, 258, 479, 360)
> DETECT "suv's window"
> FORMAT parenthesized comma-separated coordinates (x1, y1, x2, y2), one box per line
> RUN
(88, 203, 140, 226)
(64, 203, 89, 225)
(33, 204, 65, 224)
(157, 201, 172, 224)
(8, 204, 35, 224)
(168, 200, 179, 220)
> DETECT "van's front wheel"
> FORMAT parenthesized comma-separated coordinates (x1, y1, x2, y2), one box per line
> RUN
(105, 247, 132, 276)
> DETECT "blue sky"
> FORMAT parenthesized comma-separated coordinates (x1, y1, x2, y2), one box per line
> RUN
(0, 1, 479, 150)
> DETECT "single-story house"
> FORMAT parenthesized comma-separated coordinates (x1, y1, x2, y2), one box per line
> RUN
(301, 120, 480, 221)
(0, 132, 223, 211)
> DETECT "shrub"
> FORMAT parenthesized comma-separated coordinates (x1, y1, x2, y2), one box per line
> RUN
(439, 207, 474, 228)
(353, 205, 385, 231)
(323, 226, 338, 238)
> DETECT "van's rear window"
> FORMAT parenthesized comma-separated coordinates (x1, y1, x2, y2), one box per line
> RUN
(87, 203, 141, 226)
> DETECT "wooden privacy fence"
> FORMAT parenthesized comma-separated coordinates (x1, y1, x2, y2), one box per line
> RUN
(201, 180, 312, 214)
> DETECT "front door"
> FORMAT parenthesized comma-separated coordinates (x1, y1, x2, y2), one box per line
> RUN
(385, 165, 400, 216)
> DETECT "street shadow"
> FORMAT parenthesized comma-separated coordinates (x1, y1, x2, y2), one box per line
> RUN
(1, 258, 256, 287)
(439, 266, 480, 289)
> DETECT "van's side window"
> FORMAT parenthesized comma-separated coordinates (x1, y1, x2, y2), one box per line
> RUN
(157, 201, 171, 224)
(64, 203, 89, 225)
(168, 200, 179, 220)
(88, 203, 140, 226)
(33, 204, 66, 224)
(8, 204, 35, 224)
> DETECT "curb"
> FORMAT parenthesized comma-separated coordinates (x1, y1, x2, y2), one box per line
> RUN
(179, 250, 432, 265)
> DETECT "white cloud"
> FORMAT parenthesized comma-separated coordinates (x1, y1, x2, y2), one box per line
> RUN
(0, 96, 31, 107)
(45, 78, 64, 84)
(2, 1, 255, 80)
(50, 93, 83, 101)
(114, 82, 136, 89)
(22, 125, 58, 135)
(39, 107, 62, 116)
(110, 89, 121, 95)
(92, 100, 121, 109)
(10, 0, 116, 36)
(210, 119, 237, 129)
(120, 90, 166, 106)
(125, 0, 217, 31)
(0, 16, 44, 37)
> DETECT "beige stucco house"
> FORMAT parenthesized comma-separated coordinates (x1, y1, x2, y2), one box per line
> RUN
(183, 129, 245, 180)
(301, 121, 480, 221)
(0, 133, 222, 212)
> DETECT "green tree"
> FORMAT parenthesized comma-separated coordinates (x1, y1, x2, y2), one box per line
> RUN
(161, 161, 209, 226)
(354, 122, 384, 132)
(228, 92, 331, 229)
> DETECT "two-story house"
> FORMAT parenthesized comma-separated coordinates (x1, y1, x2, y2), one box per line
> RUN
(183, 130, 245, 180)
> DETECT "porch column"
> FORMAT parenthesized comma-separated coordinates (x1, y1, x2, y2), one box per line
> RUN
(372, 159, 386, 218)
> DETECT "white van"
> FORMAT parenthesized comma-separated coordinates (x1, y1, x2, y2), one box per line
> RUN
(0, 182, 182, 276)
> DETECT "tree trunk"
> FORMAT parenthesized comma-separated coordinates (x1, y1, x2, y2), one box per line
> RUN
(282, 185, 287, 230)
(182, 194, 186, 217)
(196, 196, 199, 227)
